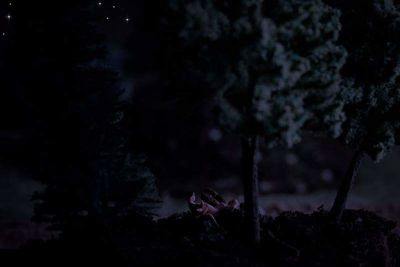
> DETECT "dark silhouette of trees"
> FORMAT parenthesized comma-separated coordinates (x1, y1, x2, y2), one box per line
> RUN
(326, 0, 400, 222)
(3, 0, 159, 230)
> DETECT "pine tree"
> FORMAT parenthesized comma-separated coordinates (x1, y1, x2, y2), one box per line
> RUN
(97, 108, 161, 219)
(325, 0, 400, 222)
(10, 1, 160, 229)
(162, 0, 346, 243)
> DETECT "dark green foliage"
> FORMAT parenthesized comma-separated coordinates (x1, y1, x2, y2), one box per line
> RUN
(163, 0, 347, 147)
(99, 121, 161, 217)
(327, 0, 400, 162)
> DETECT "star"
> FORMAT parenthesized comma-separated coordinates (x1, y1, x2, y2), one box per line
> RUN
(106, 16, 110, 21)
(9, 2, 12, 6)
(112, 5, 116, 9)
(125, 17, 130, 22)
(2, 32, 6, 36)
(98, 1, 102, 6)
(6, 14, 11, 21)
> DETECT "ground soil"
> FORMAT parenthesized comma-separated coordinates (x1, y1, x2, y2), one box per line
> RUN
(1, 209, 399, 267)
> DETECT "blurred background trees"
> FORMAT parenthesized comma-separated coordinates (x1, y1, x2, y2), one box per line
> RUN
(0, 0, 160, 236)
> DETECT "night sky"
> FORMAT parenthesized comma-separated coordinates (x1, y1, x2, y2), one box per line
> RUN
(0, 0, 138, 88)
(0, 1, 13, 42)
(1, 1, 133, 36)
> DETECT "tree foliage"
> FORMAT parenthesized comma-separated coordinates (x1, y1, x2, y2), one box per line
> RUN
(327, 0, 400, 162)
(162, 0, 347, 147)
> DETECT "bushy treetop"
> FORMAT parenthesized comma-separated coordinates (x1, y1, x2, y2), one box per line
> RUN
(327, 0, 400, 161)
(162, 0, 347, 147)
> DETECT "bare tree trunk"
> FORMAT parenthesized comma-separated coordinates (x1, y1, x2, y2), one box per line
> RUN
(330, 150, 365, 223)
(241, 135, 261, 244)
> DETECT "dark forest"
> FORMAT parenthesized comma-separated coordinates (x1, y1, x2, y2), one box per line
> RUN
(1, 0, 400, 266)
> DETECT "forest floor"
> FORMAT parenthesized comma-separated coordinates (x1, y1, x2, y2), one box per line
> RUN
(2, 209, 399, 267)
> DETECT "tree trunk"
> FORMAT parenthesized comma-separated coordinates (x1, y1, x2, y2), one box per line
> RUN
(241, 135, 261, 244)
(330, 150, 365, 223)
